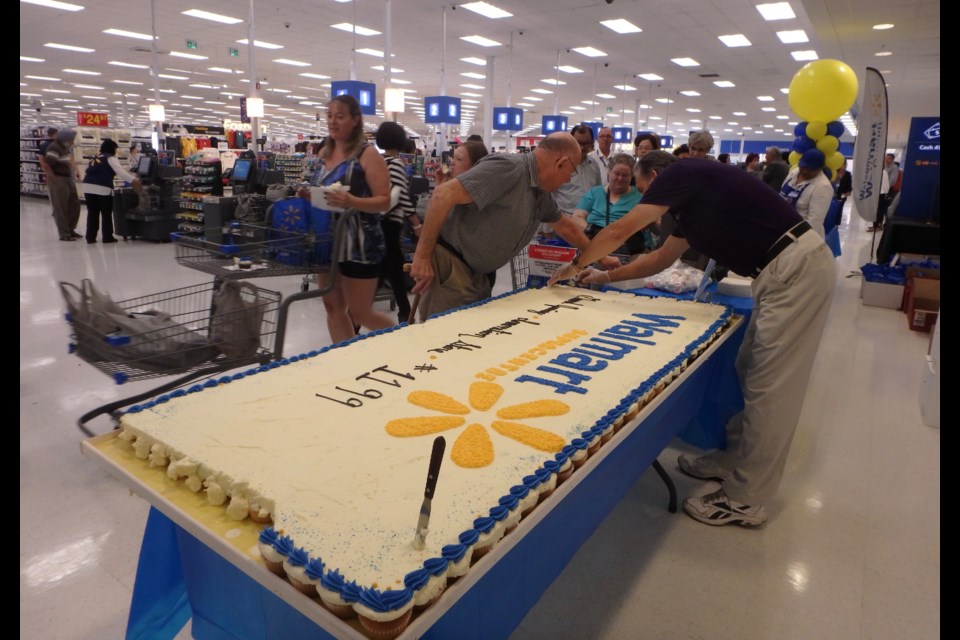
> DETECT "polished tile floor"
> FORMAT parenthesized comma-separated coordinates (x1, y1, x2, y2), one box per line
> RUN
(20, 195, 939, 640)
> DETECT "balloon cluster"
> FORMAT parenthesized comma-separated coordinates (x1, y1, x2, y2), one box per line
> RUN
(787, 59, 859, 180)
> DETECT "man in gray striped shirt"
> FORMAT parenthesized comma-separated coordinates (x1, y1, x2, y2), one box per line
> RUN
(410, 132, 606, 319)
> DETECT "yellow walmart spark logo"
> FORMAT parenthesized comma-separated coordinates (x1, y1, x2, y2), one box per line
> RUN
(385, 382, 569, 468)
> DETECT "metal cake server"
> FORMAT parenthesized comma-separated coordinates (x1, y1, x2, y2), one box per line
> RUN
(413, 436, 446, 550)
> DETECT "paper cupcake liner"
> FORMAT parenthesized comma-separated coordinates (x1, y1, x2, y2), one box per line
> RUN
(357, 608, 413, 640)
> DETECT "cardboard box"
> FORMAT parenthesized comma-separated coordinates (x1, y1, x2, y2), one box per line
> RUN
(905, 265, 940, 282)
(905, 278, 940, 332)
(860, 278, 906, 309)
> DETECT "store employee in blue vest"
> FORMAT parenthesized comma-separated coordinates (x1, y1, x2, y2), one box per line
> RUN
(82, 139, 141, 244)
(549, 151, 836, 528)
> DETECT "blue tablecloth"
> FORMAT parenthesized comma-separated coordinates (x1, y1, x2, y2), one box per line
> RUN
(126, 286, 753, 640)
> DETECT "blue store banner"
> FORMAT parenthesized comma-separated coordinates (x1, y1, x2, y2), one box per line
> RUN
(896, 116, 940, 220)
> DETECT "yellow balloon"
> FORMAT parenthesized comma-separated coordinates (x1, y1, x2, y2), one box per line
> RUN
(806, 121, 827, 141)
(826, 152, 845, 172)
(788, 150, 802, 166)
(788, 59, 859, 122)
(817, 135, 840, 156)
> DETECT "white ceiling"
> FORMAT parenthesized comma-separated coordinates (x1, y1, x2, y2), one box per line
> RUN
(20, 0, 939, 148)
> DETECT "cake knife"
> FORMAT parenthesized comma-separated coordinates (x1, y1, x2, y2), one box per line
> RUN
(413, 436, 446, 550)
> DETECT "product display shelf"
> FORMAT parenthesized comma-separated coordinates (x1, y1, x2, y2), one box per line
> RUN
(20, 125, 51, 196)
(273, 153, 307, 185)
(176, 160, 223, 232)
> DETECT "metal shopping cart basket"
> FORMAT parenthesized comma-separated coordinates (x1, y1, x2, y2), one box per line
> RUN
(68, 208, 355, 436)
(510, 237, 632, 290)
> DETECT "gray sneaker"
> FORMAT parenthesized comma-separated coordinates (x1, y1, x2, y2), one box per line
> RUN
(683, 488, 768, 528)
(677, 453, 730, 482)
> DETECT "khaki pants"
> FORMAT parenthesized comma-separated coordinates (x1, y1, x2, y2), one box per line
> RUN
(712, 231, 836, 504)
(48, 177, 80, 239)
(418, 244, 492, 322)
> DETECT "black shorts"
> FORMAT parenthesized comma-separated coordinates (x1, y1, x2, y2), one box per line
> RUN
(338, 260, 381, 279)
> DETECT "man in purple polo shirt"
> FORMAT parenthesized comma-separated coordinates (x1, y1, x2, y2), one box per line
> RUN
(549, 151, 835, 528)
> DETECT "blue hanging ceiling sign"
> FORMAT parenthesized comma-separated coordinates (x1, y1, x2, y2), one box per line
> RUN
(330, 80, 377, 116)
(612, 126, 633, 143)
(581, 121, 603, 140)
(541, 115, 568, 134)
(424, 96, 461, 124)
(493, 107, 523, 131)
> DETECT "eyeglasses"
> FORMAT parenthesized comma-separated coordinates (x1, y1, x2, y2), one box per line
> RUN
(560, 155, 579, 176)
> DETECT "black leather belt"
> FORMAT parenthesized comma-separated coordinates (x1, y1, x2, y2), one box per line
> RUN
(751, 221, 812, 278)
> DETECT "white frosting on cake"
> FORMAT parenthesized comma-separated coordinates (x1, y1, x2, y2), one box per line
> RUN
(120, 287, 727, 592)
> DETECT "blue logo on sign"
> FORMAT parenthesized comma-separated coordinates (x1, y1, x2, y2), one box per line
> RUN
(923, 122, 940, 140)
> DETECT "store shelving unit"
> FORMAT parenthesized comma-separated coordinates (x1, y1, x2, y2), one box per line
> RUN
(273, 153, 307, 185)
(175, 159, 223, 233)
(20, 126, 50, 197)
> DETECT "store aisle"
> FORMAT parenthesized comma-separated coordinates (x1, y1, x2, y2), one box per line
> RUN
(20, 196, 939, 640)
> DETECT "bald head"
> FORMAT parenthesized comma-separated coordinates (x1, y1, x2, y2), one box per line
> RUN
(533, 132, 581, 192)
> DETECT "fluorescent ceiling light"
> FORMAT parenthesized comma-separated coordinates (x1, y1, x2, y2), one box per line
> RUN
(708, 115, 722, 120)
(792, 50, 819, 61)
(188, 83, 217, 88)
(208, 67, 234, 73)
(461, 57, 486, 66)
(72, 83, 103, 89)
(461, 35, 502, 47)
(63, 68, 100, 76)
(109, 60, 148, 69)
(686, 108, 701, 112)
(718, 34, 752, 47)
(331, 22, 381, 36)
(461, 72, 486, 79)
(556, 65, 584, 74)
(158, 74, 189, 80)
(873, 23, 894, 30)
(236, 39, 283, 50)
(638, 104, 651, 109)
(221, 91, 243, 96)
(680, 90, 700, 96)
(776, 29, 808, 43)
(570, 106, 586, 110)
(670, 57, 699, 67)
(21, 0, 84, 10)
(638, 73, 663, 81)
(530, 88, 553, 94)
(182, 9, 241, 24)
(44, 43, 95, 52)
(462, 99, 481, 104)
(572, 47, 607, 57)
(268, 88, 290, 93)
(623, 109, 634, 113)
(780, 87, 790, 93)
(777, 115, 789, 119)
(181, 95, 203, 100)
(274, 58, 310, 67)
(714, 80, 736, 88)
(80, 95, 106, 99)
(875, 51, 893, 57)
(371, 65, 404, 73)
(763, 124, 774, 128)
(356, 48, 385, 57)
(392, 79, 412, 85)
(733, 111, 747, 116)
(655, 98, 674, 104)
(21, 56, 45, 62)
(25, 75, 60, 81)
(582, 100, 599, 105)
(756, 3, 796, 21)
(112, 79, 143, 85)
(615, 84, 636, 91)
(600, 18, 641, 34)
(41, 88, 70, 93)
(461, 83, 484, 89)
(757, 96, 775, 101)
(596, 93, 616, 99)
(460, 2, 512, 19)
(300, 72, 331, 79)
(761, 107, 776, 112)
(159, 88, 176, 93)
(648, 117, 662, 121)
(559, 110, 575, 115)
(541, 78, 566, 85)
(171, 51, 208, 60)
(522, 96, 543, 101)
(103, 28, 152, 40)
(462, 92, 483, 97)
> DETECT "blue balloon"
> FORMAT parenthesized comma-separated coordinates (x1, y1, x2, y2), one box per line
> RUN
(792, 136, 816, 153)
(794, 122, 808, 138)
(826, 121, 845, 138)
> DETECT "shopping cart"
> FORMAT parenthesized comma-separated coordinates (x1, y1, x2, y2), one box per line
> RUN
(67, 207, 356, 436)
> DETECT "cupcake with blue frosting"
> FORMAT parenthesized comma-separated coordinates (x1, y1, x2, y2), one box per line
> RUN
(471, 516, 503, 563)
(282, 546, 317, 596)
(510, 484, 538, 519)
(498, 493, 522, 534)
(256, 528, 285, 575)
(443, 531, 478, 583)
(407, 557, 448, 612)
(318, 569, 358, 619)
(354, 585, 414, 640)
